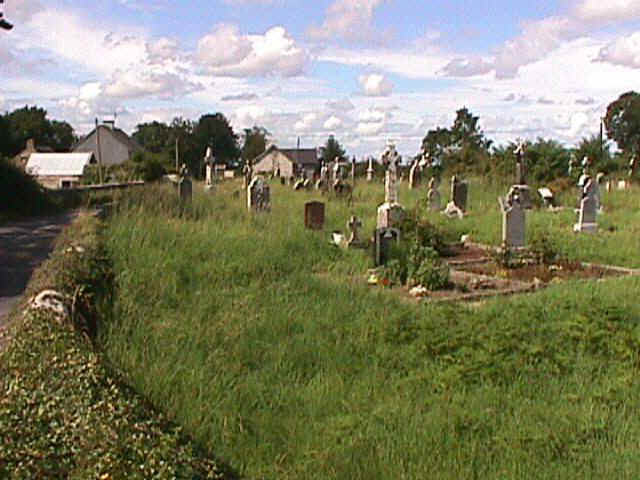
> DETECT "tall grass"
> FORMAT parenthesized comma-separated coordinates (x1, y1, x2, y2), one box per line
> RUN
(102, 180, 640, 478)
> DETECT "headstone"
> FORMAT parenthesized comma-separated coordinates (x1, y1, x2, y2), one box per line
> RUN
(346, 215, 363, 247)
(500, 190, 525, 248)
(427, 177, 441, 211)
(205, 163, 213, 188)
(374, 227, 401, 266)
(366, 157, 374, 182)
(408, 160, 420, 190)
(304, 201, 325, 230)
(514, 142, 527, 185)
(178, 163, 192, 204)
(573, 178, 598, 233)
(293, 179, 305, 191)
(450, 175, 468, 212)
(377, 143, 405, 229)
(377, 203, 405, 229)
(247, 176, 271, 212)
(618, 179, 629, 191)
(629, 155, 638, 179)
(537, 187, 555, 208)
(351, 157, 356, 185)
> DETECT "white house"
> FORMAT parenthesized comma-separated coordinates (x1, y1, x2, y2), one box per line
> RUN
(26, 152, 96, 189)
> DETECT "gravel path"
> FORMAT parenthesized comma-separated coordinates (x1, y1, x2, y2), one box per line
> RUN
(0, 212, 76, 348)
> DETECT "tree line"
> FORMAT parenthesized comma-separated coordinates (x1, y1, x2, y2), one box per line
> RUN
(2, 91, 640, 182)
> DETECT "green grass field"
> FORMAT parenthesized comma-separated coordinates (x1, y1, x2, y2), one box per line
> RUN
(100, 178, 640, 479)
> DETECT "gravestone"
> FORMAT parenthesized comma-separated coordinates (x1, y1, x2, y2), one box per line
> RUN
(450, 175, 468, 212)
(178, 163, 192, 204)
(351, 157, 356, 185)
(376, 143, 405, 229)
(408, 160, 420, 189)
(346, 215, 363, 247)
(293, 179, 305, 191)
(537, 187, 555, 208)
(574, 178, 598, 233)
(304, 201, 325, 230)
(247, 177, 271, 212)
(366, 157, 374, 182)
(374, 227, 401, 266)
(205, 163, 213, 190)
(427, 177, 441, 211)
(500, 190, 525, 248)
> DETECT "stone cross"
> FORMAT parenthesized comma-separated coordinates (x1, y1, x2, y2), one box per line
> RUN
(514, 141, 527, 185)
(346, 215, 363, 247)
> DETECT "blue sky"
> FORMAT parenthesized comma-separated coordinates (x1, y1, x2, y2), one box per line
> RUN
(3, 0, 640, 157)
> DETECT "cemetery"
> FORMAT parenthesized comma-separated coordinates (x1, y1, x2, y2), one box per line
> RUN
(90, 145, 640, 478)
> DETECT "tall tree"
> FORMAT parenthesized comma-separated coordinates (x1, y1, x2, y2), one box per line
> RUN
(4, 106, 76, 156)
(450, 107, 491, 152)
(319, 135, 346, 164)
(604, 91, 640, 154)
(132, 121, 172, 154)
(574, 134, 611, 168)
(193, 113, 240, 168)
(241, 126, 269, 165)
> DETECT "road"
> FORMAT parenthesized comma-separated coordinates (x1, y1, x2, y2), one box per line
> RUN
(0, 212, 76, 344)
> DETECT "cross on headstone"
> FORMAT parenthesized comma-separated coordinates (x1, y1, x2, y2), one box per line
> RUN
(514, 141, 527, 185)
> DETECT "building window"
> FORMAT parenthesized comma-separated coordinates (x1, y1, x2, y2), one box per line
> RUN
(61, 180, 72, 189)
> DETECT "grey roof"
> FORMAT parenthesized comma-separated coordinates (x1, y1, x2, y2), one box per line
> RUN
(252, 145, 319, 166)
(26, 153, 95, 176)
(74, 125, 142, 153)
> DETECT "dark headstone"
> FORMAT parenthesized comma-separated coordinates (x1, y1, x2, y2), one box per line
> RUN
(373, 227, 401, 266)
(305, 201, 325, 230)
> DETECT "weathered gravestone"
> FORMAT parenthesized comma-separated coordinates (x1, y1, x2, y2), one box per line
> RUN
(304, 201, 325, 230)
(247, 177, 271, 212)
(408, 160, 420, 189)
(366, 157, 374, 182)
(574, 178, 598, 233)
(427, 177, 441, 212)
(346, 215, 364, 247)
(377, 143, 405, 229)
(537, 187, 555, 208)
(500, 188, 526, 248)
(374, 227, 401, 266)
(450, 175, 468, 212)
(178, 163, 192, 204)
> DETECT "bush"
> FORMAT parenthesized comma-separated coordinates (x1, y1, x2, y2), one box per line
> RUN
(0, 156, 58, 221)
(407, 244, 450, 290)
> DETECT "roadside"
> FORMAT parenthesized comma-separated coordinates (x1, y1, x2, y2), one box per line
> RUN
(0, 211, 76, 347)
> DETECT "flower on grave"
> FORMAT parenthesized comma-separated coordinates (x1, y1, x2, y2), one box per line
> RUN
(381, 277, 391, 288)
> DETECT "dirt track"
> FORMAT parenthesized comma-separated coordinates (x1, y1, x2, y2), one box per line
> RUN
(0, 212, 75, 344)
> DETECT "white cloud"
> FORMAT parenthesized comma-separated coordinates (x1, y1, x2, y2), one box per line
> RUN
(308, 0, 389, 44)
(595, 32, 640, 68)
(324, 115, 342, 129)
(358, 73, 393, 96)
(575, 0, 640, 23)
(197, 25, 308, 77)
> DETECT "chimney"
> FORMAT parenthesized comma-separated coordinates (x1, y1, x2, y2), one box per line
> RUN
(26, 138, 35, 152)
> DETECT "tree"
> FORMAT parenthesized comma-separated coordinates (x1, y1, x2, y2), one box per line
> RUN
(450, 107, 491, 152)
(192, 113, 240, 169)
(524, 138, 570, 183)
(3, 106, 76, 156)
(319, 135, 346, 164)
(604, 91, 640, 154)
(421, 127, 452, 158)
(241, 126, 269, 165)
(132, 121, 172, 154)
(574, 134, 611, 170)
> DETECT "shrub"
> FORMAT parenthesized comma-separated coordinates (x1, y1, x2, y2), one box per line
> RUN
(407, 244, 450, 290)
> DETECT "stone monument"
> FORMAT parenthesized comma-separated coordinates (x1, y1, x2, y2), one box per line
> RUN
(304, 201, 325, 230)
(450, 175, 468, 212)
(247, 176, 271, 212)
(500, 186, 526, 248)
(511, 142, 532, 209)
(573, 177, 598, 233)
(178, 163, 192, 204)
(427, 177, 441, 212)
(366, 157, 374, 182)
(346, 215, 363, 247)
(408, 159, 420, 190)
(376, 142, 405, 229)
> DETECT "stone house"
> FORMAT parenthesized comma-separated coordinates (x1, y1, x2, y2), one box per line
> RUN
(26, 152, 96, 189)
(252, 145, 320, 179)
(73, 121, 141, 167)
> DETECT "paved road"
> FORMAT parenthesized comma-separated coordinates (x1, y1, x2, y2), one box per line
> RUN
(0, 212, 76, 340)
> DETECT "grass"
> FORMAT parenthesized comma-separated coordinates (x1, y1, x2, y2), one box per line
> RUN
(0, 212, 233, 479)
(98, 178, 640, 478)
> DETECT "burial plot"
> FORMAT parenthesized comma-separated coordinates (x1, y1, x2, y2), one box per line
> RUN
(305, 201, 325, 230)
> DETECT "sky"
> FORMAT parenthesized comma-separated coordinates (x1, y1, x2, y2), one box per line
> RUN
(3, 0, 640, 158)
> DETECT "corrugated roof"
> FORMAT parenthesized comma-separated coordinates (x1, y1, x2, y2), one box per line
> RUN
(252, 145, 319, 166)
(26, 153, 95, 176)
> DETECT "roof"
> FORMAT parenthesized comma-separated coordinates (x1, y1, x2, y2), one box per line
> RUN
(74, 125, 142, 153)
(26, 153, 95, 176)
(252, 145, 319, 166)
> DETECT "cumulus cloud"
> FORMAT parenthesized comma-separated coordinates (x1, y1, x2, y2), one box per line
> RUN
(575, 0, 640, 24)
(440, 57, 493, 77)
(103, 70, 201, 99)
(196, 25, 308, 77)
(358, 73, 393, 96)
(595, 32, 640, 68)
(324, 115, 342, 129)
(308, 0, 389, 44)
(326, 98, 355, 112)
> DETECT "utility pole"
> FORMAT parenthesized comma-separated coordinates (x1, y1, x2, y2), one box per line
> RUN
(600, 116, 604, 162)
(95, 118, 104, 184)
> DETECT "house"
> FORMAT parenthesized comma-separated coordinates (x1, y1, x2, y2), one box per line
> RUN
(73, 120, 141, 166)
(25, 152, 96, 189)
(11, 138, 52, 169)
(252, 145, 320, 179)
